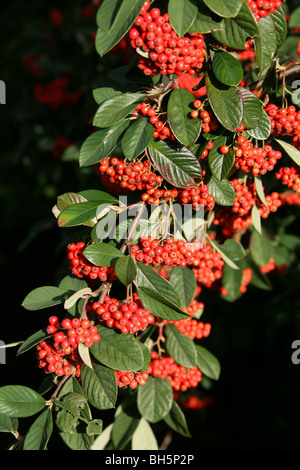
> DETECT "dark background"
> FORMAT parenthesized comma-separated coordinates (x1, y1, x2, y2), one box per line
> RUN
(0, 0, 299, 450)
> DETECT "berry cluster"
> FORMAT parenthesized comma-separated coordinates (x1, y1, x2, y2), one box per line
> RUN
(275, 166, 300, 193)
(260, 258, 275, 274)
(34, 77, 82, 110)
(213, 179, 282, 237)
(115, 370, 149, 390)
(191, 244, 224, 288)
(163, 300, 211, 340)
(148, 351, 202, 391)
(90, 293, 155, 335)
(127, 1, 206, 77)
(265, 104, 300, 151)
(46, 315, 101, 349)
(234, 135, 282, 176)
(37, 339, 81, 378)
(191, 106, 219, 134)
(67, 242, 116, 281)
(246, 0, 282, 21)
(175, 185, 215, 210)
(134, 100, 175, 141)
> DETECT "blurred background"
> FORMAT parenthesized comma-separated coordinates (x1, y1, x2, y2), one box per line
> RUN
(0, 0, 299, 450)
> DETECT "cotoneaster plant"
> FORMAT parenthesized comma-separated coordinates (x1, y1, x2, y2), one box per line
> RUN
(1, 0, 300, 451)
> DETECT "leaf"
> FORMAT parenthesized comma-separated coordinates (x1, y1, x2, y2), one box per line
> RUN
(195, 345, 221, 380)
(209, 238, 239, 270)
(56, 192, 88, 212)
(217, 238, 246, 261)
(270, 7, 287, 49)
(206, 72, 243, 131)
(206, 172, 236, 206)
(64, 288, 92, 310)
(254, 16, 277, 74)
(0, 386, 46, 418)
(165, 324, 197, 368)
(23, 408, 53, 450)
(90, 325, 144, 371)
(90, 423, 113, 450)
(163, 400, 191, 438)
(79, 121, 130, 167)
(0, 414, 18, 433)
(239, 87, 263, 130)
(95, 0, 146, 56)
(168, 0, 198, 36)
(167, 88, 202, 146)
(112, 403, 140, 449)
(221, 263, 243, 302)
(251, 204, 262, 235)
(92, 87, 123, 105)
(22, 286, 69, 311)
(212, 51, 244, 87)
(148, 140, 202, 188)
(83, 242, 124, 267)
(249, 229, 274, 267)
(58, 201, 101, 228)
(274, 139, 300, 166)
(17, 329, 49, 356)
(132, 417, 159, 450)
(208, 135, 235, 181)
(96, 0, 122, 32)
(93, 92, 147, 128)
(168, 266, 196, 308)
(203, 0, 243, 17)
(254, 175, 267, 207)
(188, 2, 223, 34)
(81, 364, 117, 410)
(246, 109, 271, 140)
(121, 118, 154, 160)
(114, 255, 137, 286)
(137, 376, 173, 423)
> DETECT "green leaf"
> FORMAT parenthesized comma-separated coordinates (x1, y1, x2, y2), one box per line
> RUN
(90, 325, 144, 371)
(163, 400, 191, 438)
(239, 87, 263, 130)
(132, 417, 159, 450)
(114, 255, 137, 286)
(81, 364, 117, 410)
(249, 229, 274, 267)
(274, 139, 300, 166)
(168, 266, 196, 308)
(0, 414, 18, 433)
(206, 72, 243, 131)
(137, 376, 173, 423)
(209, 238, 239, 270)
(270, 7, 287, 49)
(92, 87, 123, 105)
(208, 135, 235, 181)
(78, 190, 118, 203)
(254, 175, 267, 207)
(221, 263, 243, 302)
(246, 109, 271, 140)
(188, 2, 223, 33)
(167, 88, 202, 146)
(206, 172, 236, 206)
(148, 140, 202, 188)
(58, 201, 100, 228)
(121, 118, 154, 160)
(95, 0, 146, 56)
(79, 121, 130, 167)
(93, 92, 147, 128)
(168, 0, 198, 37)
(90, 423, 113, 450)
(288, 6, 300, 30)
(86, 419, 103, 437)
(136, 288, 188, 321)
(165, 324, 197, 368)
(212, 51, 244, 87)
(23, 408, 53, 450)
(195, 345, 221, 380)
(56, 192, 87, 212)
(211, 0, 258, 49)
(0, 386, 46, 418)
(17, 329, 49, 356)
(251, 204, 262, 235)
(254, 16, 277, 74)
(203, 0, 243, 17)
(22, 286, 69, 311)
(83, 242, 124, 267)
(112, 403, 140, 449)
(217, 238, 246, 261)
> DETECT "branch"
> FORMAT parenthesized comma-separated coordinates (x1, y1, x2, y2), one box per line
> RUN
(249, 63, 300, 92)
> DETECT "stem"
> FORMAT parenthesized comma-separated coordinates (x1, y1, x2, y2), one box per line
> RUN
(120, 201, 146, 254)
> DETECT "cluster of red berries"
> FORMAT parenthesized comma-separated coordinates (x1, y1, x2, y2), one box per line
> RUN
(90, 293, 155, 335)
(280, 191, 300, 206)
(67, 242, 116, 281)
(148, 351, 202, 391)
(46, 315, 101, 349)
(246, 0, 282, 21)
(134, 100, 175, 141)
(127, 1, 206, 77)
(275, 166, 300, 193)
(213, 179, 282, 237)
(191, 104, 219, 134)
(260, 257, 276, 274)
(191, 244, 224, 288)
(37, 316, 100, 378)
(265, 104, 300, 137)
(115, 370, 149, 390)
(175, 185, 215, 210)
(163, 300, 211, 340)
(234, 136, 282, 176)
(34, 77, 82, 110)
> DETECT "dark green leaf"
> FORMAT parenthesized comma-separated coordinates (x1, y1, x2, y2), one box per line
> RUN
(83, 242, 124, 267)
(112, 403, 140, 449)
(207, 135, 235, 181)
(221, 263, 243, 301)
(203, 0, 243, 17)
(254, 16, 277, 74)
(148, 140, 202, 188)
(239, 87, 263, 130)
(206, 172, 236, 206)
(168, 266, 196, 308)
(165, 324, 197, 368)
(58, 201, 100, 228)
(93, 92, 147, 128)
(163, 400, 191, 438)
(114, 255, 137, 286)
(121, 118, 154, 160)
(0, 386, 46, 418)
(22, 286, 69, 311)
(92, 87, 123, 105)
(168, 0, 198, 37)
(17, 329, 49, 356)
(249, 229, 274, 267)
(23, 408, 53, 450)
(247, 109, 271, 140)
(137, 376, 173, 423)
(212, 51, 244, 86)
(81, 364, 117, 410)
(274, 139, 300, 166)
(271, 7, 287, 49)
(195, 345, 221, 380)
(188, 2, 223, 33)
(167, 88, 202, 146)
